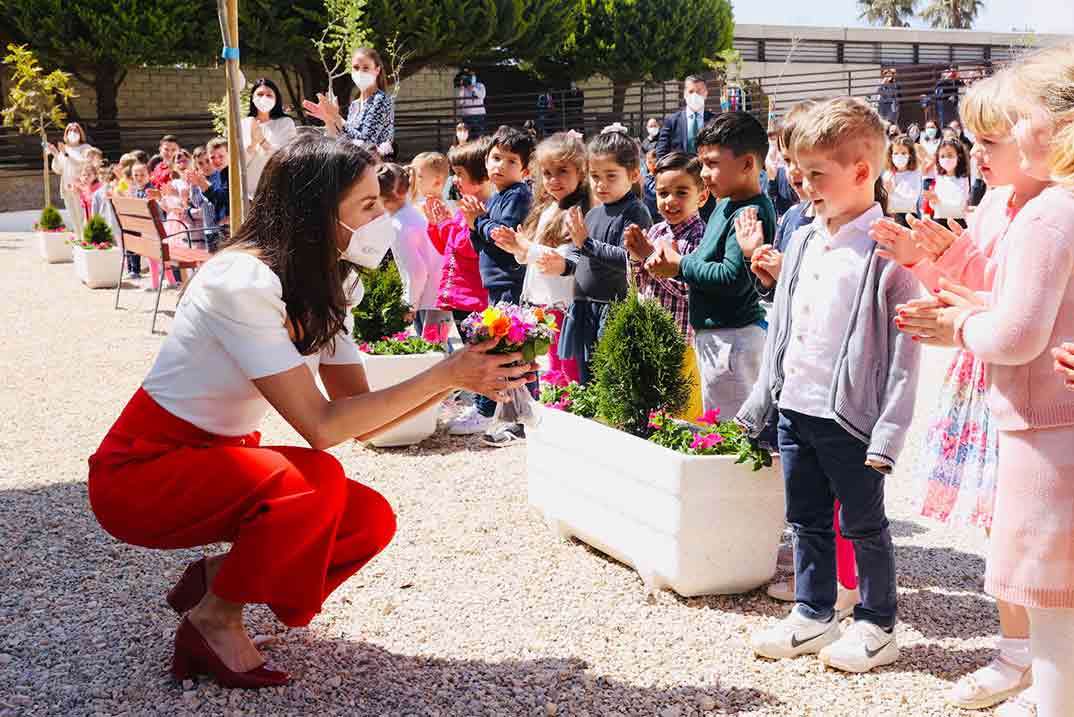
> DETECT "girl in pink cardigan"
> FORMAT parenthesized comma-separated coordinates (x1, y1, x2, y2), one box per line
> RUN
(421, 142, 492, 344)
(871, 72, 1051, 711)
(895, 44, 1074, 717)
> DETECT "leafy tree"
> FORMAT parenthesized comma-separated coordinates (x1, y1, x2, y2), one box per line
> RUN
(0, 0, 215, 144)
(918, 0, 985, 29)
(1, 43, 75, 207)
(554, 0, 734, 114)
(857, 0, 917, 27)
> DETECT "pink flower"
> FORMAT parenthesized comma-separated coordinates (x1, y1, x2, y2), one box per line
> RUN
(543, 369, 570, 388)
(358, 342, 371, 353)
(690, 432, 724, 450)
(648, 410, 664, 430)
(391, 331, 411, 341)
(507, 320, 528, 344)
(695, 409, 721, 425)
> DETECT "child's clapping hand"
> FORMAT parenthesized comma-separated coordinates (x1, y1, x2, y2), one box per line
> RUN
(909, 215, 963, 261)
(623, 223, 652, 262)
(734, 206, 765, 259)
(751, 246, 783, 289)
(491, 224, 528, 257)
(645, 241, 682, 278)
(423, 197, 452, 225)
(536, 250, 567, 276)
(460, 195, 487, 228)
(870, 217, 928, 267)
(566, 205, 588, 248)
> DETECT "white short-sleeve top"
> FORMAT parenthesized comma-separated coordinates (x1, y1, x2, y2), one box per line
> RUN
(142, 252, 362, 436)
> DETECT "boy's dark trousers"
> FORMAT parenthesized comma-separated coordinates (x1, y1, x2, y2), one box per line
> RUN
(777, 408, 897, 629)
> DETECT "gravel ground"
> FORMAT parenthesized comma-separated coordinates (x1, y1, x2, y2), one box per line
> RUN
(1, 231, 1003, 716)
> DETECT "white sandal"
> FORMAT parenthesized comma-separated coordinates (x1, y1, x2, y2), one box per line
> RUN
(995, 691, 1037, 717)
(947, 656, 1032, 710)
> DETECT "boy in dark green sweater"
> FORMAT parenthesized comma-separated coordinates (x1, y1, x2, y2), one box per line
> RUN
(646, 112, 776, 418)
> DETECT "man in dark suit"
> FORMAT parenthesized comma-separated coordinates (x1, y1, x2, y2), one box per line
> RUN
(655, 75, 716, 159)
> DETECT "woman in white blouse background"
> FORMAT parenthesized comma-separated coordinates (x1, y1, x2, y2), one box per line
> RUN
(47, 122, 93, 238)
(87, 133, 534, 689)
(241, 78, 297, 199)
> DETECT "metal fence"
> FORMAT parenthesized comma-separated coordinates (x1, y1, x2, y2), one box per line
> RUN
(0, 61, 992, 170)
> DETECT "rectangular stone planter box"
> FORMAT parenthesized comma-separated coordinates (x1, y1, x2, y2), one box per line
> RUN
(527, 406, 786, 596)
(37, 231, 73, 263)
(360, 351, 446, 448)
(72, 245, 122, 288)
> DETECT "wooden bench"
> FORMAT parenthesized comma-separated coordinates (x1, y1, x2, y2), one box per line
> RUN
(111, 196, 213, 333)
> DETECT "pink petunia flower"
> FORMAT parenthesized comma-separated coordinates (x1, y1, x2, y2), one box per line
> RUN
(690, 432, 724, 450)
(695, 408, 721, 425)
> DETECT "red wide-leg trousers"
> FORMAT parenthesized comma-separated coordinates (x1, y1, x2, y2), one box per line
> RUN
(88, 388, 396, 627)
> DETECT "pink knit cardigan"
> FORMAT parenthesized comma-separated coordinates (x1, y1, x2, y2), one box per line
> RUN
(427, 209, 488, 313)
(959, 185, 1074, 430)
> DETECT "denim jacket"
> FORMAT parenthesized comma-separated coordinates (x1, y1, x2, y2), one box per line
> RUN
(736, 226, 922, 471)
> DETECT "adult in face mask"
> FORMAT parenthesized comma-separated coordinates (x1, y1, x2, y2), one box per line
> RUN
(302, 47, 395, 155)
(47, 122, 93, 238)
(640, 116, 662, 158)
(85, 134, 532, 691)
(242, 78, 297, 200)
(654, 74, 715, 160)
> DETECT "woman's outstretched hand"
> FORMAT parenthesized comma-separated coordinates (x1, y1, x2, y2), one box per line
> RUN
(443, 338, 538, 402)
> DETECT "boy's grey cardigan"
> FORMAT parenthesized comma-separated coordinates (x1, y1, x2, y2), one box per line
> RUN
(735, 225, 922, 472)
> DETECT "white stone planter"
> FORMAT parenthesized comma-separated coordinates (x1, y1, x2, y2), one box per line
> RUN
(36, 231, 73, 263)
(72, 245, 122, 288)
(528, 406, 786, 596)
(360, 351, 446, 447)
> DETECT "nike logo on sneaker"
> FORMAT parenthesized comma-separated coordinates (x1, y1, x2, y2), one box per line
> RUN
(864, 640, 892, 658)
(790, 631, 827, 648)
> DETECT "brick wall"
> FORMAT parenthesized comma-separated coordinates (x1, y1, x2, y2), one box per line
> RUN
(0, 169, 65, 215)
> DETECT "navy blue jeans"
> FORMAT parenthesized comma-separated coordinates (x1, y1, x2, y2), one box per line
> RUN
(777, 409, 897, 628)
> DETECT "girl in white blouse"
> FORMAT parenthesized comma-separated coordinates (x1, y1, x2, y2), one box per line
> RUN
(926, 138, 971, 227)
(883, 135, 923, 226)
(241, 78, 297, 199)
(47, 122, 93, 238)
(87, 134, 535, 690)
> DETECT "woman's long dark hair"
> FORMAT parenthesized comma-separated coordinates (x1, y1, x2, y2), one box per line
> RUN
(247, 78, 287, 119)
(227, 130, 376, 355)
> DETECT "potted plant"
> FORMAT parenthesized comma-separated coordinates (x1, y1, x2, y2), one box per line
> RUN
(527, 290, 785, 597)
(71, 214, 121, 288)
(33, 205, 73, 263)
(351, 261, 446, 447)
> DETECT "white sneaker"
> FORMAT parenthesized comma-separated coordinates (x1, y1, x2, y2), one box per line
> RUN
(818, 620, 899, 673)
(751, 607, 842, 660)
(446, 406, 494, 435)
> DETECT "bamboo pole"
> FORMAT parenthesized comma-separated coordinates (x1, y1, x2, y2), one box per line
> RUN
(217, 0, 248, 230)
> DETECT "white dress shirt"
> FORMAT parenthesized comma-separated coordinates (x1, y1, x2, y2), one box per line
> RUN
(778, 204, 883, 420)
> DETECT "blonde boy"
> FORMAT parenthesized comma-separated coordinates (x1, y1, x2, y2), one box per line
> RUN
(739, 98, 921, 673)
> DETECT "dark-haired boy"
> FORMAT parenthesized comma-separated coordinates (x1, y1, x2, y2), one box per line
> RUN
(645, 112, 776, 420)
(452, 126, 534, 439)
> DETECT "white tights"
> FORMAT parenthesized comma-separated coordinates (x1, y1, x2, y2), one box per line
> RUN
(1028, 607, 1074, 717)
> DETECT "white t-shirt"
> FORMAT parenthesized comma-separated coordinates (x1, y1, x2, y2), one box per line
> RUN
(142, 252, 362, 436)
(241, 116, 298, 199)
(520, 204, 575, 308)
(884, 169, 922, 214)
(932, 175, 970, 219)
(390, 203, 442, 310)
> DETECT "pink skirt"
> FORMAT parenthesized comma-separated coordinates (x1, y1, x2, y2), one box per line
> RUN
(986, 426, 1074, 609)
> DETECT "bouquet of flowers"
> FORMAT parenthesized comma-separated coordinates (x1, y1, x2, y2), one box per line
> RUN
(460, 302, 558, 426)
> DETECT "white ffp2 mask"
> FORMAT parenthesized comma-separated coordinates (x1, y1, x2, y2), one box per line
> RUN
(338, 212, 393, 268)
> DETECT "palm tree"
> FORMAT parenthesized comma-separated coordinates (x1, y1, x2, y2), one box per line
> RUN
(858, 0, 917, 27)
(918, 0, 985, 29)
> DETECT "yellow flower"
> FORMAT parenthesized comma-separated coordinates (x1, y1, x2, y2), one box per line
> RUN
(482, 307, 503, 328)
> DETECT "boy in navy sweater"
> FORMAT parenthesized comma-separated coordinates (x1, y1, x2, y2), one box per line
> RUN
(461, 126, 535, 305)
(451, 127, 535, 440)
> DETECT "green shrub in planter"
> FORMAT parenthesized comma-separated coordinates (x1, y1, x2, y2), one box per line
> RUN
(590, 289, 692, 438)
(350, 260, 411, 343)
(35, 205, 65, 231)
(76, 214, 115, 249)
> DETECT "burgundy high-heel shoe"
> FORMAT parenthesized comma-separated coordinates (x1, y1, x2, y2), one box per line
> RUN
(171, 617, 290, 689)
(167, 558, 208, 614)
